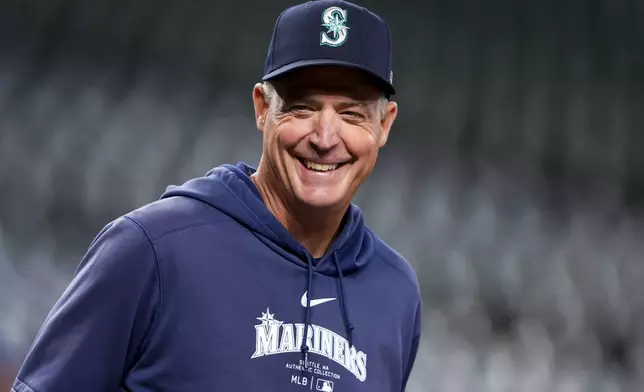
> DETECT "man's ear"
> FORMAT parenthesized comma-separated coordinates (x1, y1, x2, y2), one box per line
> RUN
(252, 83, 269, 132)
(377, 100, 398, 148)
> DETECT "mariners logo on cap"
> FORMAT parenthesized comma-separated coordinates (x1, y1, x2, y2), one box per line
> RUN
(320, 6, 349, 47)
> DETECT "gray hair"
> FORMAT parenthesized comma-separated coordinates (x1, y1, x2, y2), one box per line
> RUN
(260, 81, 389, 120)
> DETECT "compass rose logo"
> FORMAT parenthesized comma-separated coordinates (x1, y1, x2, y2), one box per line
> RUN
(320, 6, 349, 47)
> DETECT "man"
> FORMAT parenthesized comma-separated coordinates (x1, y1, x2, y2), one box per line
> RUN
(12, 0, 422, 391)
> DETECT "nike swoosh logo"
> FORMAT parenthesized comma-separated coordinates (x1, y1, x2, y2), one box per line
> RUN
(301, 291, 336, 308)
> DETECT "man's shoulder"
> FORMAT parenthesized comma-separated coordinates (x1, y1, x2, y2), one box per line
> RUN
(122, 195, 231, 241)
(367, 227, 420, 294)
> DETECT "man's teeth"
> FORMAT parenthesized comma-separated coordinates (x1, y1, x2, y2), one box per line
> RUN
(304, 160, 339, 172)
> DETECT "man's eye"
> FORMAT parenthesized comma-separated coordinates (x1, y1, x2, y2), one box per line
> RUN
(341, 111, 365, 119)
(289, 105, 313, 112)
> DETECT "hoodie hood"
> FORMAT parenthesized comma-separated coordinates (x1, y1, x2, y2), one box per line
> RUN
(161, 162, 375, 277)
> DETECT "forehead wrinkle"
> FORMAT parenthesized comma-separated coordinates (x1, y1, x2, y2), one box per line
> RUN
(278, 84, 380, 106)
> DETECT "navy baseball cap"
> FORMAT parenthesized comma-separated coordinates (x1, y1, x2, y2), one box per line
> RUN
(262, 0, 395, 97)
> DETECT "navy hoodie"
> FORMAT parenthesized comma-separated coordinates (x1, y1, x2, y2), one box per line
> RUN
(12, 162, 422, 392)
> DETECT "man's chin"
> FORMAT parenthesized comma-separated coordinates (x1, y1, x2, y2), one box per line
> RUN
(294, 190, 348, 210)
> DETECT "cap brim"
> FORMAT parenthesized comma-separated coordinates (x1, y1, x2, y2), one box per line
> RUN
(262, 59, 395, 97)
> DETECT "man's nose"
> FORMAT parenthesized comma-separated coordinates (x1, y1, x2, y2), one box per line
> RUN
(310, 109, 340, 152)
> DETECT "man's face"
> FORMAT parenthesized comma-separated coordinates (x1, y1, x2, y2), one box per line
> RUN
(252, 66, 398, 209)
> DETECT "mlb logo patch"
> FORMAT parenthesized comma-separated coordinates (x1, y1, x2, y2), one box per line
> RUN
(316, 378, 334, 391)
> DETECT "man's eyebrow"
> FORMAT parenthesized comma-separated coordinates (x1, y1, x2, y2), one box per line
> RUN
(335, 100, 371, 110)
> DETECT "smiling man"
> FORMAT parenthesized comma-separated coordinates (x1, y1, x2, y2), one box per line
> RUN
(12, 1, 422, 392)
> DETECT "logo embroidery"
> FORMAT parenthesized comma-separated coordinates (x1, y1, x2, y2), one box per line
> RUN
(317, 379, 335, 391)
(301, 291, 336, 308)
(320, 6, 349, 47)
(251, 308, 368, 382)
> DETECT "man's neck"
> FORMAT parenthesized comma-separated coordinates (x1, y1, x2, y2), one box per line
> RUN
(251, 166, 346, 258)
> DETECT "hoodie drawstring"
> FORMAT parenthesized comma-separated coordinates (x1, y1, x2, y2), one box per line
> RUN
(301, 253, 314, 367)
(332, 251, 354, 346)
(301, 251, 355, 369)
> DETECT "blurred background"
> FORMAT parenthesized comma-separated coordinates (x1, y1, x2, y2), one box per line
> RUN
(1, 0, 643, 390)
